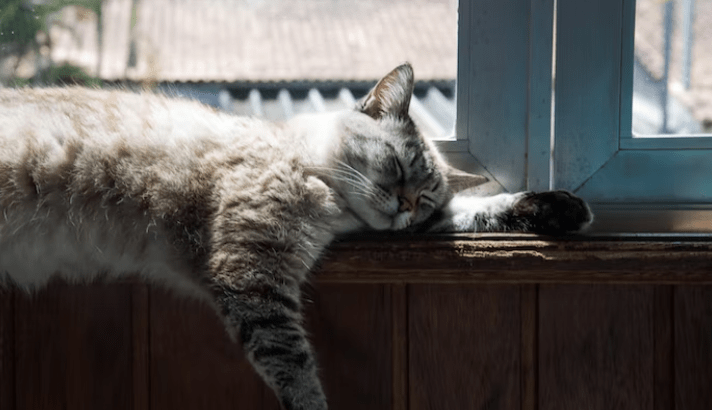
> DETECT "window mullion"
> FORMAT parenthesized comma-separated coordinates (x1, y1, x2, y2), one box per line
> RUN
(456, 0, 539, 193)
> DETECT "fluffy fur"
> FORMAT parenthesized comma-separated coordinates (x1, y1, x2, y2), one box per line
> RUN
(0, 64, 592, 410)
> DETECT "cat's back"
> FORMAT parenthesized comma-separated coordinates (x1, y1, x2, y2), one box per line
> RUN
(0, 87, 329, 290)
(0, 87, 292, 204)
(0, 87, 285, 167)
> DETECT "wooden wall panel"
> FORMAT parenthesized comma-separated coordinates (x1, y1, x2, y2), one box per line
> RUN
(653, 286, 673, 410)
(391, 284, 408, 410)
(0, 286, 14, 410)
(408, 285, 521, 410)
(674, 285, 712, 409)
(131, 284, 150, 410)
(149, 289, 265, 410)
(305, 283, 393, 410)
(520, 285, 538, 410)
(14, 282, 134, 410)
(1, 239, 711, 410)
(539, 285, 654, 410)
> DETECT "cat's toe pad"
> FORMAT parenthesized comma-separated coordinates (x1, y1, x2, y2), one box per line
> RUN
(513, 190, 593, 235)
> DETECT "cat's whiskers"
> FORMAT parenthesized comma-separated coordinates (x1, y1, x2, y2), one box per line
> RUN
(334, 160, 373, 186)
(307, 165, 377, 198)
(333, 161, 384, 197)
(309, 165, 371, 187)
(326, 175, 374, 197)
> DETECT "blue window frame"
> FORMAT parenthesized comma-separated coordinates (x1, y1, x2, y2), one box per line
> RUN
(453, 0, 712, 232)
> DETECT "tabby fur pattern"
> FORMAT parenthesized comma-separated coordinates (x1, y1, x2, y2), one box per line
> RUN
(0, 64, 592, 410)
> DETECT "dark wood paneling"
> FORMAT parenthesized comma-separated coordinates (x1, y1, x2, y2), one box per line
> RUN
(391, 284, 408, 410)
(2, 237, 712, 410)
(0, 286, 15, 410)
(408, 285, 521, 410)
(14, 281, 134, 410)
(521, 285, 538, 410)
(132, 284, 150, 410)
(262, 382, 282, 410)
(149, 289, 264, 410)
(674, 285, 712, 410)
(539, 285, 654, 410)
(305, 283, 393, 410)
(653, 286, 673, 410)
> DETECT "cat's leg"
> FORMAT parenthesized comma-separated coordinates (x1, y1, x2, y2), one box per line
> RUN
(212, 280, 327, 410)
(423, 190, 593, 234)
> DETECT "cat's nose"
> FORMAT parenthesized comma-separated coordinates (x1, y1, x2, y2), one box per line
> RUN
(398, 196, 412, 212)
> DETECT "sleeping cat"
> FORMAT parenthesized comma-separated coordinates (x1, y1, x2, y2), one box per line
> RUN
(0, 63, 591, 410)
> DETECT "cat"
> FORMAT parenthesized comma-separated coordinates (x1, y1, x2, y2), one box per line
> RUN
(0, 63, 592, 410)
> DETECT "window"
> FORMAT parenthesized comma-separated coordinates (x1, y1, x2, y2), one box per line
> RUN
(456, 0, 712, 232)
(448, 0, 554, 195)
(632, 0, 711, 136)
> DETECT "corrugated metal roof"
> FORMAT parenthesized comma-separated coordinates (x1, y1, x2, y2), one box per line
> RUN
(47, 0, 457, 83)
(159, 82, 457, 140)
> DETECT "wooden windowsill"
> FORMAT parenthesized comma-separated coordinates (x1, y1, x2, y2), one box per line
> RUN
(315, 233, 712, 284)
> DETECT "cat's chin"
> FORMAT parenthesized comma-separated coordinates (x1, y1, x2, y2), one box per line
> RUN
(348, 208, 396, 232)
(364, 213, 395, 231)
(390, 212, 413, 231)
(360, 210, 414, 232)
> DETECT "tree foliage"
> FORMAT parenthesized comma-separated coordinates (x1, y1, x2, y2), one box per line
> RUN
(0, 0, 44, 50)
(0, 0, 104, 84)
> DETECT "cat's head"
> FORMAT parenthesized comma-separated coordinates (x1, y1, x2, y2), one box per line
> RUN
(320, 63, 487, 231)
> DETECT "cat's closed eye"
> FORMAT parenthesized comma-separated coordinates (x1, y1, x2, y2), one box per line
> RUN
(392, 156, 404, 182)
(420, 193, 436, 208)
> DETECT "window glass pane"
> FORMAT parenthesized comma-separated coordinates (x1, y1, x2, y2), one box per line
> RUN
(633, 0, 712, 135)
(0, 0, 458, 139)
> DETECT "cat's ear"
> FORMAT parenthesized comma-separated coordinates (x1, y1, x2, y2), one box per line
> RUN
(444, 166, 489, 193)
(357, 63, 414, 119)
